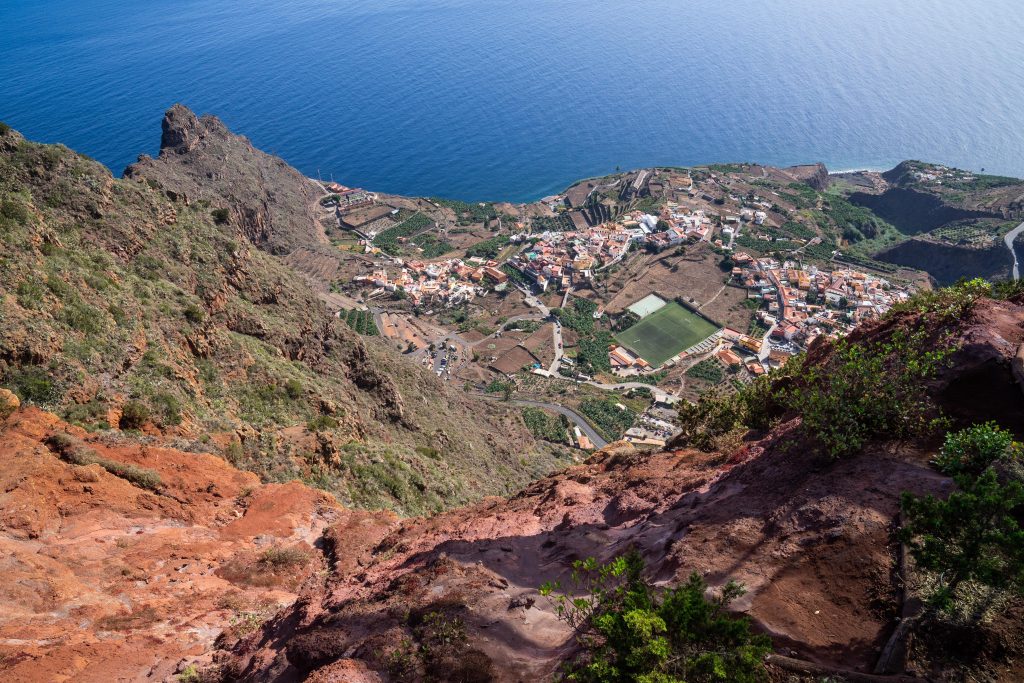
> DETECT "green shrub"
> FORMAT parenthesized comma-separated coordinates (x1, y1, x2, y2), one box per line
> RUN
(258, 546, 308, 567)
(211, 208, 230, 225)
(100, 459, 163, 490)
(284, 378, 303, 400)
(385, 609, 495, 682)
(16, 277, 46, 309)
(45, 433, 161, 490)
(108, 304, 129, 326)
(151, 392, 183, 426)
(182, 303, 205, 324)
(576, 331, 614, 375)
(64, 399, 109, 429)
(464, 234, 510, 259)
(133, 254, 163, 281)
(485, 379, 513, 394)
(61, 301, 104, 334)
(224, 440, 244, 465)
(540, 552, 770, 682)
(522, 407, 570, 444)
(632, 371, 668, 386)
(934, 422, 1021, 478)
(415, 445, 440, 459)
(306, 415, 339, 432)
(686, 359, 724, 384)
(554, 298, 598, 334)
(891, 277, 994, 321)
(789, 328, 951, 459)
(0, 121, 10, 136)
(579, 398, 636, 441)
(4, 366, 58, 404)
(0, 197, 31, 229)
(675, 324, 951, 458)
(675, 392, 751, 452)
(46, 273, 71, 297)
(119, 400, 150, 429)
(177, 664, 201, 683)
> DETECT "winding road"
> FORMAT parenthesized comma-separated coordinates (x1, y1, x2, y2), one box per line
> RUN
(479, 395, 609, 449)
(1005, 221, 1024, 281)
(581, 380, 679, 405)
(511, 399, 610, 449)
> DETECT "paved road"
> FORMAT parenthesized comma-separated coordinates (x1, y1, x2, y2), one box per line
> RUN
(758, 322, 778, 361)
(512, 399, 609, 449)
(549, 320, 564, 374)
(517, 285, 552, 317)
(1005, 221, 1024, 281)
(480, 395, 609, 449)
(581, 380, 678, 405)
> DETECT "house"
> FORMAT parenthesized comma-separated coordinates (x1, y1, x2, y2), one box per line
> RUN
(609, 346, 640, 368)
(717, 349, 742, 367)
(482, 266, 508, 284)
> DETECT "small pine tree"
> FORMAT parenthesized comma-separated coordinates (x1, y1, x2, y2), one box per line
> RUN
(901, 468, 1024, 610)
(541, 552, 770, 682)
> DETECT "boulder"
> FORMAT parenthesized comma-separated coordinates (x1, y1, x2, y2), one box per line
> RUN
(0, 388, 19, 421)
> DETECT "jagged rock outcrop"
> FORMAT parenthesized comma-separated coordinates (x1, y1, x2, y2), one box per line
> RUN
(0, 389, 18, 421)
(785, 162, 831, 191)
(126, 104, 327, 255)
(159, 103, 203, 153)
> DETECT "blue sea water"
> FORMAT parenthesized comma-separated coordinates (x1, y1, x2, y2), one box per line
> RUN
(2, 0, 1023, 202)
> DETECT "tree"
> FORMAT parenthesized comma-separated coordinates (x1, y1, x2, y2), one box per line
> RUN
(901, 469, 1024, 610)
(540, 552, 770, 682)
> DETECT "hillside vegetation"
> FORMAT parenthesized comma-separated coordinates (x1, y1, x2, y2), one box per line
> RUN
(0, 122, 571, 516)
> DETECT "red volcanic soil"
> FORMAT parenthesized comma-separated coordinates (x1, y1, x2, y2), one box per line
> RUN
(0, 407, 340, 683)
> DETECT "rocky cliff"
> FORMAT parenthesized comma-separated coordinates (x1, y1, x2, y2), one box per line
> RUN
(0, 122, 568, 518)
(125, 104, 327, 256)
(3, 284, 1021, 682)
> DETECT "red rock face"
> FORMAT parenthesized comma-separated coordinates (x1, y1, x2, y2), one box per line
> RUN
(0, 408, 341, 682)
(223, 296, 1024, 682)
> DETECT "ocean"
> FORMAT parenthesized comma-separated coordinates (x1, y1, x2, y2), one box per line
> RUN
(2, 0, 1023, 202)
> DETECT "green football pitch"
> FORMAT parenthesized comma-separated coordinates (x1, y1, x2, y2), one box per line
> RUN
(614, 302, 719, 367)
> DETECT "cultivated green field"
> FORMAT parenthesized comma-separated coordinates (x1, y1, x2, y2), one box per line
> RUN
(614, 302, 718, 367)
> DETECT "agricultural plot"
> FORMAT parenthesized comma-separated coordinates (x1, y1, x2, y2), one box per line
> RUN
(614, 302, 718, 367)
(340, 308, 379, 336)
